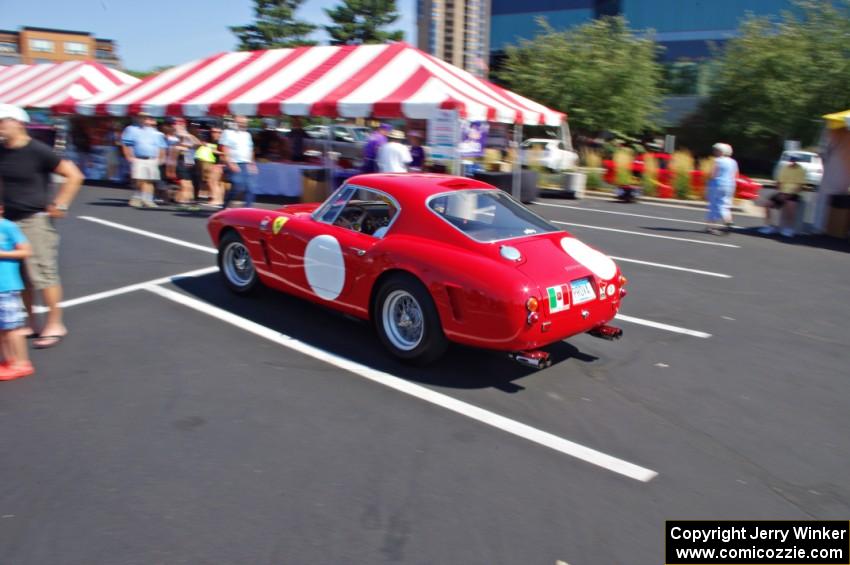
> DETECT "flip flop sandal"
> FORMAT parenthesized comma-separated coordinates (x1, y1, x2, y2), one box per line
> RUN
(33, 335, 65, 349)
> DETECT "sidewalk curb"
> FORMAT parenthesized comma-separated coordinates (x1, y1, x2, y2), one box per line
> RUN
(580, 189, 761, 216)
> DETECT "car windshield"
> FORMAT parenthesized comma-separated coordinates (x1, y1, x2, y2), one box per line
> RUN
(784, 152, 814, 163)
(428, 190, 560, 242)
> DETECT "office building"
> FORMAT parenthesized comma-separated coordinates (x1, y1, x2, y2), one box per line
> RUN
(489, 0, 797, 93)
(417, 0, 491, 77)
(0, 26, 122, 68)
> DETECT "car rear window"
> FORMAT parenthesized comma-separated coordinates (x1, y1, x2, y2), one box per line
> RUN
(428, 190, 559, 243)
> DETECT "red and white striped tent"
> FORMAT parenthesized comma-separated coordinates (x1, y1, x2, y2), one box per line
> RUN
(0, 61, 138, 110)
(60, 43, 564, 125)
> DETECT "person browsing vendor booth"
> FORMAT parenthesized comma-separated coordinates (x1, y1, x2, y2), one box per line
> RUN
(362, 123, 392, 173)
(221, 115, 257, 208)
(122, 112, 167, 208)
(377, 130, 412, 173)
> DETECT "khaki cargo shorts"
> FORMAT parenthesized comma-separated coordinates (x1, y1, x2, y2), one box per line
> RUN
(131, 158, 161, 181)
(16, 213, 60, 290)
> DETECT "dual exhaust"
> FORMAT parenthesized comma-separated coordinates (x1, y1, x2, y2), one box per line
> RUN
(588, 324, 623, 340)
(509, 350, 552, 370)
(509, 325, 623, 370)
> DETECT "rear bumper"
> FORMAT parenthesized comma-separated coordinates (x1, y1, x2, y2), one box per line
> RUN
(445, 297, 621, 352)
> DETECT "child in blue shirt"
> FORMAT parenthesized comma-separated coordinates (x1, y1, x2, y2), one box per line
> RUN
(0, 209, 33, 381)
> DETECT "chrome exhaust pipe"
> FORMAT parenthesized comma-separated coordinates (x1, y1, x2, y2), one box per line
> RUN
(588, 325, 623, 340)
(509, 350, 552, 369)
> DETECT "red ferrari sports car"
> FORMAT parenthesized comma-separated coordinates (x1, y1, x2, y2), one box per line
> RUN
(207, 174, 626, 368)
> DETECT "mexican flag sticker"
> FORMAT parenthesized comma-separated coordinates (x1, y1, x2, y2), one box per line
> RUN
(547, 284, 570, 313)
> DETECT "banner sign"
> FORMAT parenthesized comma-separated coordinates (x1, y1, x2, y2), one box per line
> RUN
(427, 109, 459, 162)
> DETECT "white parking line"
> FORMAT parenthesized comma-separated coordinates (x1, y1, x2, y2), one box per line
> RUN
(579, 193, 740, 213)
(534, 201, 708, 226)
(145, 283, 659, 483)
(552, 221, 740, 248)
(32, 266, 220, 313)
(79, 216, 216, 254)
(610, 256, 731, 278)
(615, 314, 712, 339)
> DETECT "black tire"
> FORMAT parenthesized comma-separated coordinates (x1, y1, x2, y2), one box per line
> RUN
(373, 273, 448, 365)
(217, 231, 260, 295)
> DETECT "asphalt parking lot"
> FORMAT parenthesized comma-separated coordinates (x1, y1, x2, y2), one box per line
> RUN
(1, 185, 848, 565)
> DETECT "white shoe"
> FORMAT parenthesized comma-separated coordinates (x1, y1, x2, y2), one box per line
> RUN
(141, 199, 158, 208)
(780, 228, 795, 238)
(758, 226, 776, 235)
(128, 197, 142, 208)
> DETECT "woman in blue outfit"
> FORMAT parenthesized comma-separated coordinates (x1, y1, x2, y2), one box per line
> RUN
(705, 143, 738, 235)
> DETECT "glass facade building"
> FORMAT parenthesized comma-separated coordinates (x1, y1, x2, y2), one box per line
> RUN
(491, 0, 796, 59)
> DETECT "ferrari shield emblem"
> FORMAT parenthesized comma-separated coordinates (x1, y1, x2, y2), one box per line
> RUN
(272, 216, 288, 235)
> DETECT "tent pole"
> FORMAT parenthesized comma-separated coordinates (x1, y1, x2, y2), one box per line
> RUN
(512, 123, 523, 199)
(323, 116, 334, 191)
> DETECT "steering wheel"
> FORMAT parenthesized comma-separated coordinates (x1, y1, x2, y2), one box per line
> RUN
(335, 204, 370, 232)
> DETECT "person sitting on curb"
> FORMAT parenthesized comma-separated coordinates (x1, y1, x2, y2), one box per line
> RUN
(760, 155, 806, 237)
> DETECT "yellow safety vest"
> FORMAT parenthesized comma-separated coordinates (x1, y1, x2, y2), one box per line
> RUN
(195, 143, 216, 163)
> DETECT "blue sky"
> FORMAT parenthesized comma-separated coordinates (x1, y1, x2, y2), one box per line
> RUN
(0, 0, 418, 71)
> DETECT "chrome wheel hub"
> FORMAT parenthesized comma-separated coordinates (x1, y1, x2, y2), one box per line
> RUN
(223, 242, 255, 287)
(382, 290, 424, 351)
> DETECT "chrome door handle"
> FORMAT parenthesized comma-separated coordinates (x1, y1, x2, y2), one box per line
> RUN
(349, 247, 366, 256)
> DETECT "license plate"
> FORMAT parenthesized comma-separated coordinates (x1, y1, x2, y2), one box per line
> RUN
(570, 278, 596, 305)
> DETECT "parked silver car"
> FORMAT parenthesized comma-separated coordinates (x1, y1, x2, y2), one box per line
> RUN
(304, 124, 371, 163)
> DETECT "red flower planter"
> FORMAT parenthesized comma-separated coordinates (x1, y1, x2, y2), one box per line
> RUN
(656, 183, 674, 198)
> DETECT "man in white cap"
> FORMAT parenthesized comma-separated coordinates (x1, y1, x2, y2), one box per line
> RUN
(377, 129, 412, 173)
(0, 104, 83, 348)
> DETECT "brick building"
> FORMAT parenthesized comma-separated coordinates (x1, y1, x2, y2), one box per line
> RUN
(0, 26, 121, 68)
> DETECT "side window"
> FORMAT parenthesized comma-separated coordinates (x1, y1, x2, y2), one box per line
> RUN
(333, 127, 352, 142)
(329, 187, 399, 237)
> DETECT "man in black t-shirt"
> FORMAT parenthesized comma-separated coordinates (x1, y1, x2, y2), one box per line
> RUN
(0, 104, 83, 349)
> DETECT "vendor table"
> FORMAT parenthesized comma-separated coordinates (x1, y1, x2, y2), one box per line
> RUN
(254, 162, 326, 197)
(472, 170, 539, 203)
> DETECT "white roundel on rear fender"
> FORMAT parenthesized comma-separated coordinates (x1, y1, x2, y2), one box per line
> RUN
(560, 237, 617, 280)
(304, 235, 345, 300)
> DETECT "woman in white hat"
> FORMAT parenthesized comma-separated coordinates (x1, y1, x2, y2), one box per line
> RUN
(705, 142, 738, 235)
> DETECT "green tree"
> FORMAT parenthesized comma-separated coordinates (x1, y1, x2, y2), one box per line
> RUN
(231, 0, 317, 50)
(324, 0, 404, 45)
(499, 17, 663, 137)
(125, 66, 173, 80)
(702, 0, 850, 160)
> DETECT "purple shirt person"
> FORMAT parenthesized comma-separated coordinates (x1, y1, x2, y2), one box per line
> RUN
(409, 131, 425, 170)
(362, 123, 392, 173)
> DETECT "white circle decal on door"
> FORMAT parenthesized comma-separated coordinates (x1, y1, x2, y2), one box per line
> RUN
(560, 237, 617, 280)
(304, 235, 345, 300)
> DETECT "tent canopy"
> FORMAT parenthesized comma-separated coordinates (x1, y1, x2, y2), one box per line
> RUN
(60, 43, 564, 126)
(823, 109, 850, 130)
(0, 61, 138, 110)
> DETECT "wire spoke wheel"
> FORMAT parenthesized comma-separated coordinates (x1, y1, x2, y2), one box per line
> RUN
(219, 234, 258, 294)
(382, 289, 424, 351)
